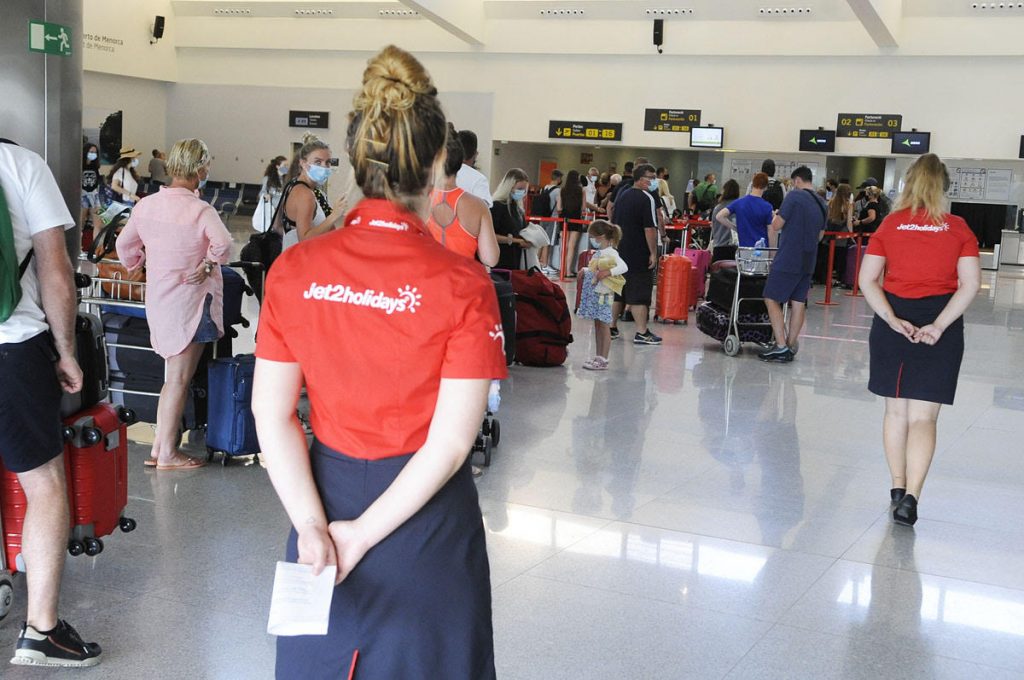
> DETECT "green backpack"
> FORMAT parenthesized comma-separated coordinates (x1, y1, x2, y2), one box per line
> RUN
(0, 184, 34, 323)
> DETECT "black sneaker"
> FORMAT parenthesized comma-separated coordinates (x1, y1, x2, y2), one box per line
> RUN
(759, 345, 794, 363)
(11, 620, 101, 668)
(633, 330, 663, 345)
(610, 327, 621, 340)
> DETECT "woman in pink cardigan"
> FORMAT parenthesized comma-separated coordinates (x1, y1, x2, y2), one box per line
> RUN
(117, 138, 232, 470)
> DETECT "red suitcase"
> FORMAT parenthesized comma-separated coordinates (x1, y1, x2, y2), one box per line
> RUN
(63, 403, 136, 556)
(574, 250, 595, 313)
(655, 254, 692, 323)
(1, 457, 75, 573)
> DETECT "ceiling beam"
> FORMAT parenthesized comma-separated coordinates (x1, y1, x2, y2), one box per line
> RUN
(399, 0, 484, 46)
(846, 0, 902, 48)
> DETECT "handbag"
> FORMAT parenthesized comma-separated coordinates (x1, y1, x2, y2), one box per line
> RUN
(88, 217, 145, 302)
(251, 192, 280, 232)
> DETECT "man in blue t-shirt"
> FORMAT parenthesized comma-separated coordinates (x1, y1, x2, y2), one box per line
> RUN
(715, 172, 774, 246)
(760, 166, 828, 363)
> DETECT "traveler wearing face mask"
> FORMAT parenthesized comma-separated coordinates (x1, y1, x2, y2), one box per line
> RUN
(116, 138, 232, 470)
(81, 143, 103, 231)
(489, 168, 532, 269)
(583, 166, 600, 212)
(108, 146, 142, 205)
(277, 133, 347, 250)
(656, 166, 676, 216)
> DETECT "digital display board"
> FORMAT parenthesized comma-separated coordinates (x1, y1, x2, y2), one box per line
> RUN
(799, 129, 836, 152)
(891, 131, 931, 155)
(689, 126, 724, 149)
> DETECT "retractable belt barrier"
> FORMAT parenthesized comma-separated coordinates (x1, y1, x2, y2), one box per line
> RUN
(666, 218, 710, 250)
(814, 231, 861, 306)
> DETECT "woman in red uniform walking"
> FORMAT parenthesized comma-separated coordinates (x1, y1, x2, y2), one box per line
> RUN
(252, 45, 507, 679)
(859, 153, 980, 526)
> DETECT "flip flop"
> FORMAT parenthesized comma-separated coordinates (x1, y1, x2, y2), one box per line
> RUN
(156, 457, 207, 471)
(143, 458, 158, 467)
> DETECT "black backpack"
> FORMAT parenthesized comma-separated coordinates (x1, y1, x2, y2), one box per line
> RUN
(693, 183, 717, 212)
(530, 186, 556, 218)
(875, 193, 892, 223)
(763, 179, 784, 211)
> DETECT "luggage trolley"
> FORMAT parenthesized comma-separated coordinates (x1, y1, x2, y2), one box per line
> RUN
(721, 246, 778, 357)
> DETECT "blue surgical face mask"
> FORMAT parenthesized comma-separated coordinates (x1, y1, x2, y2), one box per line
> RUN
(590, 237, 603, 249)
(307, 164, 332, 185)
(130, 158, 139, 168)
(199, 177, 208, 189)
(278, 165, 288, 176)
(511, 188, 527, 201)
(86, 151, 98, 162)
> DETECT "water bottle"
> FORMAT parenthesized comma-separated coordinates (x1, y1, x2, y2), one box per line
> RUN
(753, 237, 767, 273)
(487, 380, 501, 414)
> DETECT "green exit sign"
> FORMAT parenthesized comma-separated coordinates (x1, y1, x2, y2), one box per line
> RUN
(28, 20, 72, 57)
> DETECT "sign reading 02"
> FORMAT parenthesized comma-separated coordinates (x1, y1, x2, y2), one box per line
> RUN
(836, 113, 902, 139)
(644, 109, 701, 133)
(548, 121, 622, 142)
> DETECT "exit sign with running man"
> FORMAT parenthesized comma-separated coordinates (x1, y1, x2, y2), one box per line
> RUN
(28, 20, 72, 57)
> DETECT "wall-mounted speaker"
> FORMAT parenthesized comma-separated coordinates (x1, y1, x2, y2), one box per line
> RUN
(152, 15, 165, 40)
(653, 19, 664, 53)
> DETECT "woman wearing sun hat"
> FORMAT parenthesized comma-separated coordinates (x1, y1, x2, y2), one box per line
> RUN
(107, 146, 142, 205)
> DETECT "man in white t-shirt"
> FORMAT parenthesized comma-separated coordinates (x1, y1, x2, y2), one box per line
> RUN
(454, 129, 492, 207)
(0, 140, 102, 667)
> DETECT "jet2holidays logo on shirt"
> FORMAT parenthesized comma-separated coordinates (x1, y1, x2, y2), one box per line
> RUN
(303, 281, 422, 314)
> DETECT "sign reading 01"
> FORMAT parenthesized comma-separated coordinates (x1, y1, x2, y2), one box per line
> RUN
(644, 109, 701, 133)
(548, 120, 622, 141)
(289, 110, 330, 129)
(836, 113, 902, 139)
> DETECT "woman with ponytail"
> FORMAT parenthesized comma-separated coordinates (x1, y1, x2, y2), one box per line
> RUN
(859, 153, 981, 527)
(276, 133, 347, 249)
(253, 46, 504, 679)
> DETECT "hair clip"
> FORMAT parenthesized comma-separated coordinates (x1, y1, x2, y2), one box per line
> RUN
(367, 158, 390, 171)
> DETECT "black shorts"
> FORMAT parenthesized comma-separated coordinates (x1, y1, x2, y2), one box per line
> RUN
(763, 270, 813, 304)
(0, 332, 64, 473)
(614, 267, 654, 306)
(869, 292, 964, 405)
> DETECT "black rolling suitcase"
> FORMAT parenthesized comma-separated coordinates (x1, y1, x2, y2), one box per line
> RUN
(490, 269, 516, 366)
(60, 312, 109, 417)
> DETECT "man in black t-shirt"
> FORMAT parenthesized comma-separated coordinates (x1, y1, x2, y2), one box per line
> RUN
(611, 164, 662, 345)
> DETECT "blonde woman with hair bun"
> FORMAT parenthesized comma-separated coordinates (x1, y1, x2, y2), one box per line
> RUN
(277, 132, 347, 250)
(858, 153, 981, 527)
(116, 138, 232, 470)
(253, 45, 505, 679)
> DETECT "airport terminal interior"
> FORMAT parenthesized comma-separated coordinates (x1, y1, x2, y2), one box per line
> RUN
(2, 0, 1024, 678)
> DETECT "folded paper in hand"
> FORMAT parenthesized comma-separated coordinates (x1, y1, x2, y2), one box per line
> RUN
(267, 561, 337, 636)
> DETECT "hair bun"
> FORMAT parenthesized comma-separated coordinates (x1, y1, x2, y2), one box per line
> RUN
(301, 132, 321, 146)
(354, 45, 436, 116)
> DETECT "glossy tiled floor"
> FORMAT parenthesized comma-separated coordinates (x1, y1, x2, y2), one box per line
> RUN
(3, 247, 1024, 678)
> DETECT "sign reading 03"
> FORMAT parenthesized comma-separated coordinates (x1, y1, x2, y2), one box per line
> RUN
(548, 120, 622, 141)
(644, 109, 701, 133)
(836, 113, 902, 139)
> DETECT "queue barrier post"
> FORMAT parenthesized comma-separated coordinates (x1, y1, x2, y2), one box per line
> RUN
(845, 233, 864, 297)
(814, 232, 842, 306)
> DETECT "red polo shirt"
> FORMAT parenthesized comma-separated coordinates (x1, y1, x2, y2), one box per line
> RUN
(866, 208, 980, 299)
(255, 199, 508, 459)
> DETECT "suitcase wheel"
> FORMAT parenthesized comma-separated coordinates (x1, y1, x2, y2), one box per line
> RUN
(68, 539, 85, 557)
(119, 517, 137, 533)
(481, 436, 493, 467)
(117, 407, 138, 425)
(61, 426, 75, 442)
(82, 427, 103, 446)
(0, 576, 13, 622)
(84, 537, 103, 557)
(491, 419, 501, 448)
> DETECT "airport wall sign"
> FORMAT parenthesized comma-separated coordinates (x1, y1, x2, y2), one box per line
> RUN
(836, 113, 902, 139)
(28, 20, 72, 57)
(644, 109, 701, 133)
(289, 110, 329, 129)
(548, 120, 622, 141)
(799, 129, 836, 152)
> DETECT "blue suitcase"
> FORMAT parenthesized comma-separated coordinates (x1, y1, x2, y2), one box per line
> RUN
(205, 354, 260, 462)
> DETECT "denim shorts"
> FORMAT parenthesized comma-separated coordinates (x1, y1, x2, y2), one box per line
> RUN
(192, 294, 219, 344)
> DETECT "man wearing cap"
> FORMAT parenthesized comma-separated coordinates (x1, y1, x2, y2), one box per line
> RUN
(109, 147, 142, 205)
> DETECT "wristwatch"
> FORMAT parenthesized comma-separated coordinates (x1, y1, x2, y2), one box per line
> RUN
(203, 260, 214, 274)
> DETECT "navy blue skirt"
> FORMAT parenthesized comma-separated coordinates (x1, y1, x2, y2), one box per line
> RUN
(276, 440, 496, 680)
(868, 292, 964, 405)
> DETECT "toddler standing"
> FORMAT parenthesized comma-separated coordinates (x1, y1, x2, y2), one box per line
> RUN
(578, 220, 627, 370)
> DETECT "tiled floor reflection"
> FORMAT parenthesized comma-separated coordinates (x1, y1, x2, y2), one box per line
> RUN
(2, 225, 1023, 678)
